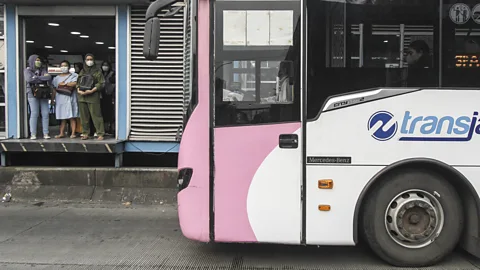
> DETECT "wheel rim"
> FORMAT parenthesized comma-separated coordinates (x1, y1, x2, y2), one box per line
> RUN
(384, 189, 444, 249)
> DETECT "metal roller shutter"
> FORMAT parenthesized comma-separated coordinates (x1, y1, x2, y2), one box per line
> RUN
(130, 4, 187, 141)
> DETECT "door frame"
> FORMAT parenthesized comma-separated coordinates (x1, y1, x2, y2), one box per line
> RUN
(16, 6, 117, 138)
(300, 0, 307, 245)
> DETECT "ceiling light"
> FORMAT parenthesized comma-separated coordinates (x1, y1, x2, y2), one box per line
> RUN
(26, 40, 34, 43)
(384, 40, 388, 43)
(71, 31, 81, 35)
(45, 45, 53, 49)
(48, 23, 60, 27)
(80, 35, 89, 38)
(108, 47, 115, 50)
(60, 50, 68, 53)
(96, 42, 104, 45)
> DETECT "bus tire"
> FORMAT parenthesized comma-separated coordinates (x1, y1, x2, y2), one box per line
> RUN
(361, 168, 463, 267)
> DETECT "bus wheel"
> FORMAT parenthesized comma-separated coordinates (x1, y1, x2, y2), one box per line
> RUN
(361, 169, 463, 267)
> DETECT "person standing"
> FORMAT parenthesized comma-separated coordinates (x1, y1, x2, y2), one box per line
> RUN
(52, 60, 79, 138)
(24, 54, 52, 140)
(77, 53, 105, 140)
(101, 61, 115, 135)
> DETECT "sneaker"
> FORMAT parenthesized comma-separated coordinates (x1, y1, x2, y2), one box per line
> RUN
(30, 135, 37, 140)
(94, 133, 98, 137)
(44, 134, 51, 139)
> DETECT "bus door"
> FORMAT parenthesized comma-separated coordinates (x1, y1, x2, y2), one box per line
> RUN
(212, 0, 303, 244)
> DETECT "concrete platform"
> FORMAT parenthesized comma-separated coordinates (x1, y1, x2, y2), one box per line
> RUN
(0, 167, 178, 204)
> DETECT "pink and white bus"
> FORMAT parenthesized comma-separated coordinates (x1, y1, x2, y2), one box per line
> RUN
(143, 0, 480, 267)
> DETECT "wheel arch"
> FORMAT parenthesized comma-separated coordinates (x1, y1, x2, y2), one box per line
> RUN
(353, 158, 480, 253)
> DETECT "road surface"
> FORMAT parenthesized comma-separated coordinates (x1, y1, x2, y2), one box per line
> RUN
(1, 201, 480, 269)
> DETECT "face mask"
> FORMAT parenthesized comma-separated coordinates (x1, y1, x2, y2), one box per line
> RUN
(69, 68, 75, 74)
(102, 66, 109, 72)
(35, 61, 42, 68)
(60, 67, 69, 73)
(86, 60, 94, 67)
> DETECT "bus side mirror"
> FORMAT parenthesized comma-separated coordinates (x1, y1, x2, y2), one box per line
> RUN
(143, 0, 178, 60)
(143, 17, 161, 60)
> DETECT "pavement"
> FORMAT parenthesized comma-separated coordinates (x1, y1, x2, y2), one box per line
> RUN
(1, 201, 480, 269)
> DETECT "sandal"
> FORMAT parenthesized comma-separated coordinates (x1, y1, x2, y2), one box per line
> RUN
(96, 136, 104, 141)
(81, 135, 89, 140)
(55, 135, 65, 139)
(70, 134, 77, 139)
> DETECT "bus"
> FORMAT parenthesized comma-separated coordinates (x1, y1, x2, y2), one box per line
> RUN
(142, 0, 480, 267)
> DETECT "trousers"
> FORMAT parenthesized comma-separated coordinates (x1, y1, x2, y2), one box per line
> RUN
(27, 97, 50, 136)
(79, 101, 105, 137)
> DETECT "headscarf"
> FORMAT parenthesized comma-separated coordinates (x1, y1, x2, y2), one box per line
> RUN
(25, 54, 47, 76)
(83, 53, 100, 74)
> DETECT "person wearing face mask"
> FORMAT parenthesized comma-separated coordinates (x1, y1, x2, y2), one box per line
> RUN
(100, 61, 115, 135)
(52, 60, 79, 138)
(24, 54, 52, 140)
(77, 53, 105, 140)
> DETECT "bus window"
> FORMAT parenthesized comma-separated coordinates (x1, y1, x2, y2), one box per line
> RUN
(306, 0, 440, 120)
(214, 0, 301, 127)
(442, 0, 480, 88)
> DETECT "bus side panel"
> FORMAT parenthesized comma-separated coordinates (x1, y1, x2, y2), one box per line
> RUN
(305, 165, 383, 245)
(213, 123, 301, 243)
(308, 89, 480, 166)
(176, 0, 211, 243)
(305, 89, 480, 245)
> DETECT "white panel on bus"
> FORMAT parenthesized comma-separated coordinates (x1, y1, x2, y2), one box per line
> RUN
(269, 11, 294, 46)
(246, 11, 270, 46)
(223, 11, 247, 46)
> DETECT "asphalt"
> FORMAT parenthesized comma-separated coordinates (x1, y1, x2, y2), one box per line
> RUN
(1, 201, 480, 270)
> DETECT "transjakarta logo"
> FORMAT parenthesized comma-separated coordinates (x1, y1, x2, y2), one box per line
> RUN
(367, 110, 480, 142)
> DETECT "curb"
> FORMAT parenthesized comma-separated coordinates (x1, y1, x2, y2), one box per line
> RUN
(0, 167, 178, 204)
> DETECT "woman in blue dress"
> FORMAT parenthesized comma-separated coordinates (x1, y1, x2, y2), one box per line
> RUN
(52, 60, 79, 138)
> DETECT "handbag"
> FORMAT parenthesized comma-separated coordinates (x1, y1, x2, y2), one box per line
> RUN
(32, 82, 52, 99)
(56, 74, 74, 96)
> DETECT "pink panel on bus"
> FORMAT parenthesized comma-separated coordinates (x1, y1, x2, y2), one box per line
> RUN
(213, 123, 301, 242)
(176, 0, 210, 242)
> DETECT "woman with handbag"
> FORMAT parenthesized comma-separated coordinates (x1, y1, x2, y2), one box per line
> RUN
(24, 54, 52, 140)
(52, 60, 79, 138)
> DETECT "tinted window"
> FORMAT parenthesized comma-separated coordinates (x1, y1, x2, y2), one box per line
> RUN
(306, 0, 440, 120)
(442, 0, 480, 88)
(214, 0, 301, 127)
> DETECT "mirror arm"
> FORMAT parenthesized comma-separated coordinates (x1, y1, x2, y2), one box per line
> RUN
(165, 6, 183, 17)
(145, 0, 178, 20)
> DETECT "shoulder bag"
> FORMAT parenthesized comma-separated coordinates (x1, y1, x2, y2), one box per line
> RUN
(32, 82, 52, 99)
(56, 74, 74, 96)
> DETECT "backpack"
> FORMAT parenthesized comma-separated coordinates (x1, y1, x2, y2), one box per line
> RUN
(78, 74, 95, 91)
